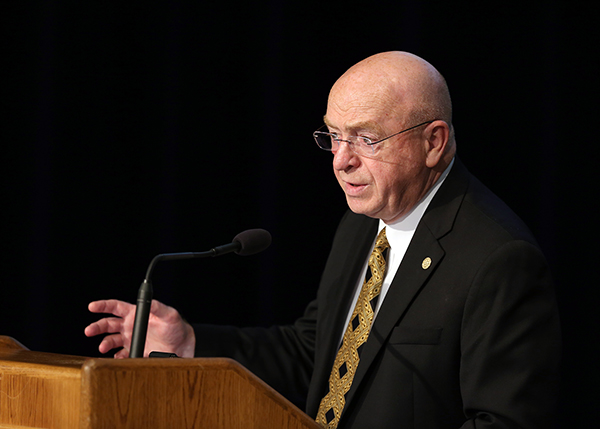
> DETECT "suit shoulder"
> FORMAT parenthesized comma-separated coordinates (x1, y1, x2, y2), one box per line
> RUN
(462, 174, 538, 245)
(427, 160, 540, 250)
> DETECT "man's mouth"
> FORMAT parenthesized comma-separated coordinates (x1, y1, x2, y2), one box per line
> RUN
(344, 180, 367, 195)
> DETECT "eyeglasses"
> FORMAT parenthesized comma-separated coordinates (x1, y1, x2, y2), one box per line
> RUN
(313, 120, 435, 158)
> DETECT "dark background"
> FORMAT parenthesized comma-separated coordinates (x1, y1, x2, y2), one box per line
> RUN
(1, 1, 597, 426)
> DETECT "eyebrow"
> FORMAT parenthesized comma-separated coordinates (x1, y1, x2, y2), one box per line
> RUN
(323, 116, 383, 134)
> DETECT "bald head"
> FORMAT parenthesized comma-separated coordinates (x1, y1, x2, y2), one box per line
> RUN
(329, 51, 453, 132)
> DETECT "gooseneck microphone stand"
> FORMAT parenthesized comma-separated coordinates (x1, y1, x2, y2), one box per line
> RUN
(130, 250, 226, 359)
(128, 229, 271, 358)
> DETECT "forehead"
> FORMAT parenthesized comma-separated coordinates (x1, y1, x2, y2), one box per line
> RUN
(325, 74, 404, 132)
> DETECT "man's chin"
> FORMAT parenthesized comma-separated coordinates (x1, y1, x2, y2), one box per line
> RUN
(346, 199, 378, 219)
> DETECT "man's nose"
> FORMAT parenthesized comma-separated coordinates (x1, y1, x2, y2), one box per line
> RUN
(333, 140, 359, 171)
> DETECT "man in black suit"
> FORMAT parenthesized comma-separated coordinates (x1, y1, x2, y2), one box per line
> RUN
(86, 51, 561, 428)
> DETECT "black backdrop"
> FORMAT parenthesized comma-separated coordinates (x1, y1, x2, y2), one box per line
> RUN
(1, 1, 598, 426)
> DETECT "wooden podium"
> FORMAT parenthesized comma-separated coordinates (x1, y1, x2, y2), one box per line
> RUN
(0, 336, 320, 429)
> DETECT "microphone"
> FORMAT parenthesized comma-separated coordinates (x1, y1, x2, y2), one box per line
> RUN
(129, 229, 271, 358)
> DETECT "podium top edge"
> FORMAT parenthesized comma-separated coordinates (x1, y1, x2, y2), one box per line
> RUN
(82, 356, 240, 370)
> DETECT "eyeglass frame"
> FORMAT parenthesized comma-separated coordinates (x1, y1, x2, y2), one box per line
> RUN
(313, 120, 436, 157)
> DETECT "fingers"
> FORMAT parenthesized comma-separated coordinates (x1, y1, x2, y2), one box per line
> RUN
(86, 298, 174, 358)
(88, 299, 134, 318)
(98, 333, 127, 354)
(85, 300, 135, 338)
(84, 316, 127, 337)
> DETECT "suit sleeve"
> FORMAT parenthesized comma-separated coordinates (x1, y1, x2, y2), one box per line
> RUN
(458, 240, 561, 428)
(192, 298, 318, 409)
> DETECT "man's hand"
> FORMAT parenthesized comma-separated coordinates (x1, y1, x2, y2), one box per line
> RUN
(84, 299, 196, 358)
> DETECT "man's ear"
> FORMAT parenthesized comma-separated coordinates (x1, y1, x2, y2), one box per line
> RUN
(424, 121, 450, 168)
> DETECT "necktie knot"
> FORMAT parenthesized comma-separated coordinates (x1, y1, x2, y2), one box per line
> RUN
(374, 227, 390, 251)
(368, 228, 390, 283)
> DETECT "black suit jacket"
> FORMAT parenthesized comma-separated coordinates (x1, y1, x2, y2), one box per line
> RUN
(194, 158, 561, 428)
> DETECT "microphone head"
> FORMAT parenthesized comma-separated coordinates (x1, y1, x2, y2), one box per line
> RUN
(232, 229, 272, 256)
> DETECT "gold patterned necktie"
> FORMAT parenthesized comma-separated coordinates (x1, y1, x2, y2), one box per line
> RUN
(315, 227, 390, 428)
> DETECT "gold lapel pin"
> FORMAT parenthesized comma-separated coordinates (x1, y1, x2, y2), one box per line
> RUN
(422, 257, 432, 270)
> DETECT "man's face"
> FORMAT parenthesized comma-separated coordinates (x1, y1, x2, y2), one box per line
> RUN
(325, 87, 431, 224)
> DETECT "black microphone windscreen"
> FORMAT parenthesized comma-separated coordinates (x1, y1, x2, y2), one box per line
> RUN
(233, 229, 272, 256)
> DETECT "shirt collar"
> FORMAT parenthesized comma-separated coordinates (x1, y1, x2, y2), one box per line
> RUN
(379, 158, 455, 242)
